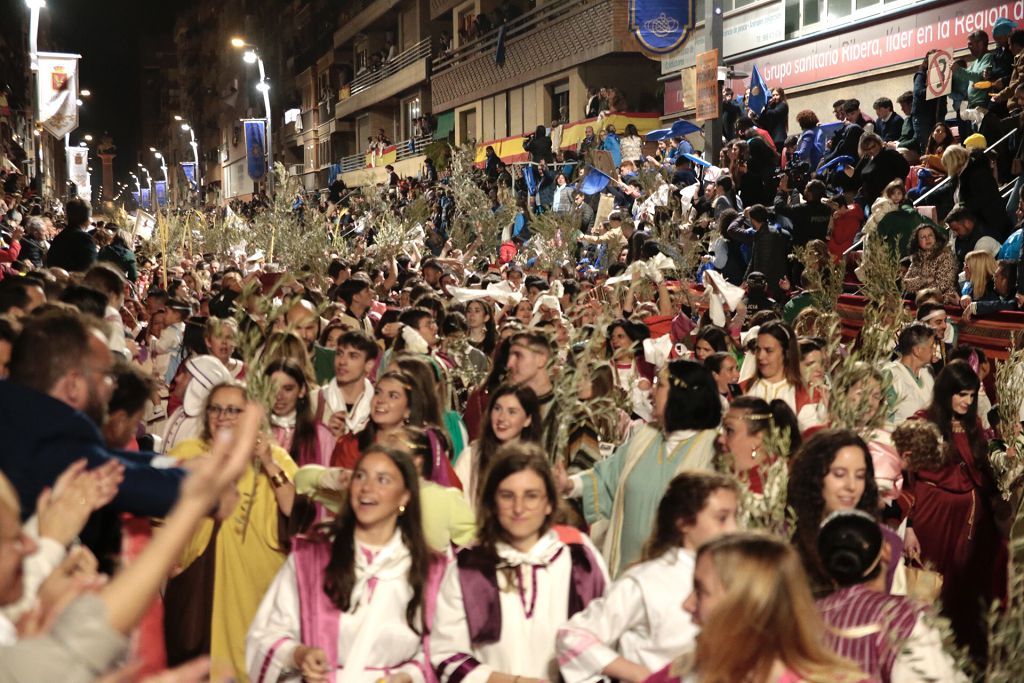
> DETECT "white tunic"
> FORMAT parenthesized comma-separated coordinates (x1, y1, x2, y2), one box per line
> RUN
(431, 530, 609, 683)
(557, 547, 698, 683)
(883, 361, 934, 427)
(744, 378, 826, 433)
(246, 542, 426, 683)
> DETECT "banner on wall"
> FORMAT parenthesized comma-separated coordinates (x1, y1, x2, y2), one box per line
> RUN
(243, 119, 267, 181)
(629, 0, 695, 58)
(37, 52, 81, 138)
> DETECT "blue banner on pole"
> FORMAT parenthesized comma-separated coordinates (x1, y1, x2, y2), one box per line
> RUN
(629, 0, 695, 57)
(244, 119, 268, 181)
(180, 162, 197, 190)
(131, 191, 140, 207)
(155, 180, 168, 207)
(140, 188, 151, 209)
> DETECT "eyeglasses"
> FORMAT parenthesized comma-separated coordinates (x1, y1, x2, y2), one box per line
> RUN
(496, 489, 548, 510)
(206, 404, 245, 418)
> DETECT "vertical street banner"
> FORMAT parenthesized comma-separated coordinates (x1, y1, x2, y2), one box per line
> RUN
(37, 52, 81, 138)
(629, 0, 695, 58)
(131, 191, 140, 207)
(180, 162, 197, 189)
(243, 119, 267, 181)
(155, 180, 168, 207)
(67, 146, 90, 197)
(140, 187, 152, 210)
(695, 49, 720, 121)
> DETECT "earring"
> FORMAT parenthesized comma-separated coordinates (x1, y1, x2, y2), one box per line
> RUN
(750, 448, 759, 461)
(398, 505, 406, 515)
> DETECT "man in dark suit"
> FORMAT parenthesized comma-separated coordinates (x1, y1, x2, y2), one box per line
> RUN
(872, 97, 905, 143)
(0, 309, 185, 565)
(46, 197, 98, 272)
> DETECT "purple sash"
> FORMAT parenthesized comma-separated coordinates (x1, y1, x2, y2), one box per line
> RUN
(456, 531, 605, 646)
(293, 537, 341, 669)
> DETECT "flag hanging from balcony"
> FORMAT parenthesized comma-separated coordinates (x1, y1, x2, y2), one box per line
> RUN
(495, 24, 507, 66)
(37, 52, 81, 138)
(180, 162, 198, 190)
(628, 0, 695, 59)
(243, 119, 268, 181)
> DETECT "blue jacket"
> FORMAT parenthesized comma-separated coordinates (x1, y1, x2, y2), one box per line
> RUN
(0, 381, 185, 538)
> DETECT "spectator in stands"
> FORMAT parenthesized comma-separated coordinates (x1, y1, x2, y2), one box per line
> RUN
(523, 125, 554, 164)
(844, 132, 910, 208)
(735, 117, 780, 206)
(893, 90, 919, 157)
(601, 125, 622, 167)
(17, 217, 45, 268)
(484, 146, 500, 181)
(821, 106, 865, 168)
(992, 28, 1024, 107)
(585, 87, 601, 118)
(945, 205, 1002, 273)
(901, 222, 957, 302)
(620, 124, 643, 164)
(755, 87, 789, 152)
(962, 259, 1019, 320)
(793, 109, 822, 170)
(726, 205, 790, 299)
(45, 197, 96, 272)
(775, 178, 833, 247)
(721, 87, 742, 142)
(942, 144, 1011, 239)
(872, 97, 903, 144)
(953, 30, 995, 123)
(843, 98, 873, 130)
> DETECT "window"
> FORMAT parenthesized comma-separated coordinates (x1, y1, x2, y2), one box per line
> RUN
(403, 97, 422, 139)
(459, 108, 477, 145)
(802, 0, 822, 25)
(827, 0, 851, 19)
(549, 80, 569, 124)
(318, 138, 332, 167)
(356, 115, 371, 153)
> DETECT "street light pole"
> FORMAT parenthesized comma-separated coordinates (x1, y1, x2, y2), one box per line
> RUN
(704, 0, 724, 165)
(25, 0, 46, 192)
(233, 38, 274, 196)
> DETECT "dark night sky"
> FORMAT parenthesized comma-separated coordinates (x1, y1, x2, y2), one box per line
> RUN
(46, 0, 184, 188)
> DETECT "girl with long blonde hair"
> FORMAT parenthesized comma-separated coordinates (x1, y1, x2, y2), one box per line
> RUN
(647, 533, 866, 683)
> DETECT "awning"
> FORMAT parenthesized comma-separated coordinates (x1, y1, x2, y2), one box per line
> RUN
(433, 111, 454, 141)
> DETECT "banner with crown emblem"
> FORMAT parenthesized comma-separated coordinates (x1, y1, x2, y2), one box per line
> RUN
(629, 0, 695, 59)
(37, 52, 81, 138)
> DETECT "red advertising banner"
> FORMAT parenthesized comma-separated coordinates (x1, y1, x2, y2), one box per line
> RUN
(730, 0, 1019, 90)
(664, 75, 684, 115)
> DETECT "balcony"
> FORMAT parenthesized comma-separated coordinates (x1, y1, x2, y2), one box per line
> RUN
(335, 39, 431, 119)
(333, 0, 403, 48)
(431, 0, 633, 112)
(430, 0, 462, 20)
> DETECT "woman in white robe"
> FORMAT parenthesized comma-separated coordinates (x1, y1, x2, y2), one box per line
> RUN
(556, 472, 739, 683)
(431, 443, 609, 683)
(246, 445, 442, 683)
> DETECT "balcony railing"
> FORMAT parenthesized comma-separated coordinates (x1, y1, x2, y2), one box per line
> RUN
(432, 0, 590, 75)
(338, 135, 431, 173)
(349, 38, 432, 96)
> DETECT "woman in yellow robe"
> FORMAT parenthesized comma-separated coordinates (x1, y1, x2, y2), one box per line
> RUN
(165, 382, 297, 682)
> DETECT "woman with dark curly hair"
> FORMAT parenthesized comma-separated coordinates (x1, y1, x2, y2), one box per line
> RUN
(793, 109, 821, 169)
(903, 360, 1005, 662)
(901, 223, 957, 303)
(787, 428, 882, 597)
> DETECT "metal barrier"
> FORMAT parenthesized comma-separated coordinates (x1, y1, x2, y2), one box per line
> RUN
(337, 135, 433, 173)
(349, 38, 432, 96)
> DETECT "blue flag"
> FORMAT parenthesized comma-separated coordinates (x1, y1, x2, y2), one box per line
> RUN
(522, 164, 537, 196)
(813, 121, 845, 156)
(748, 65, 769, 116)
(579, 167, 612, 195)
(817, 155, 856, 173)
(155, 180, 168, 207)
(244, 119, 268, 181)
(131, 191, 140, 206)
(140, 188, 151, 209)
(495, 24, 507, 66)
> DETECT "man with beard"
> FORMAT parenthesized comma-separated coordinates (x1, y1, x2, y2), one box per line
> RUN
(286, 298, 335, 384)
(0, 308, 185, 567)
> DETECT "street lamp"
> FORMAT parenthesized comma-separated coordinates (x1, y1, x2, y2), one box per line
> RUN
(153, 149, 169, 183)
(83, 134, 93, 141)
(231, 37, 274, 194)
(80, 89, 91, 97)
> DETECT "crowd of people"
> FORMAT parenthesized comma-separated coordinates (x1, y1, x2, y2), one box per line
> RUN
(0, 24, 1022, 683)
